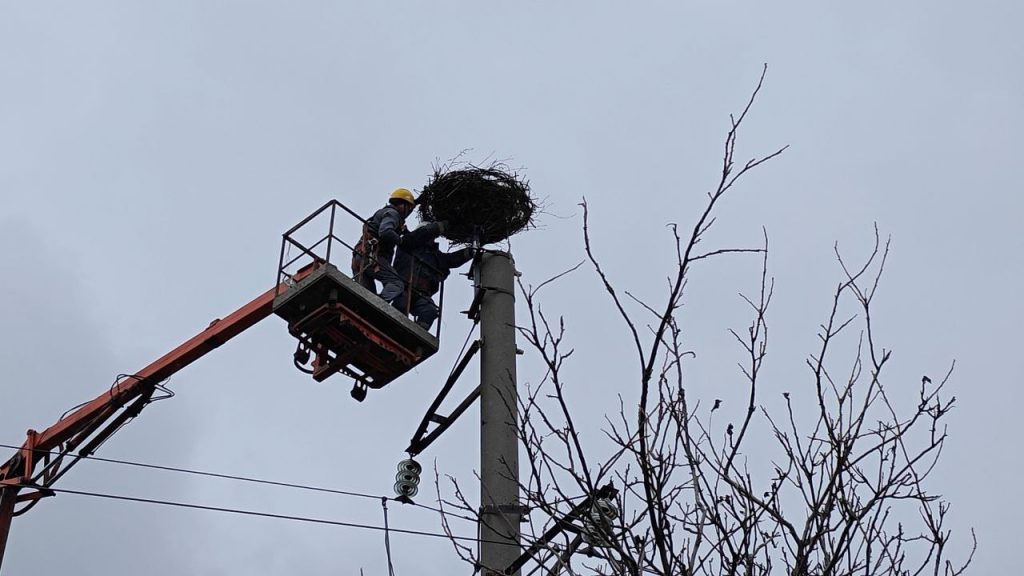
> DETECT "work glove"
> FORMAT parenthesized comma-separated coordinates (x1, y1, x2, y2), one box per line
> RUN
(424, 221, 444, 238)
(455, 246, 475, 266)
(400, 222, 443, 247)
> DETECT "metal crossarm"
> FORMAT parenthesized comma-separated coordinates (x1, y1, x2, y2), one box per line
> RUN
(406, 340, 482, 456)
(504, 484, 619, 576)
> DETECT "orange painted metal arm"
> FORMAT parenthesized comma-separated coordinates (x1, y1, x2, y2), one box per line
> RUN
(33, 284, 282, 454)
(0, 273, 303, 491)
(0, 277, 303, 572)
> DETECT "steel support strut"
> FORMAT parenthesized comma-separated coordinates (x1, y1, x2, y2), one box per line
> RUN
(503, 484, 618, 575)
(406, 340, 481, 455)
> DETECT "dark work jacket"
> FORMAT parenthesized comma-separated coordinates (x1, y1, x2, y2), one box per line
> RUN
(363, 205, 406, 264)
(395, 242, 474, 296)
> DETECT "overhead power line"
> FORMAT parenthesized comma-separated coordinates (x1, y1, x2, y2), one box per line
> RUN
(0, 442, 474, 522)
(6, 482, 517, 548)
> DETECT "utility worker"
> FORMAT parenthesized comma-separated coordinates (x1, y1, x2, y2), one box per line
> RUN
(352, 188, 418, 299)
(393, 237, 474, 331)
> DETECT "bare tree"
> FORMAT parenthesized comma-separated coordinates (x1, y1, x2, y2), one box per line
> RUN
(437, 66, 975, 576)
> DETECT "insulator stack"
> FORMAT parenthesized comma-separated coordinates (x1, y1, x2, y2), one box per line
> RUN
(582, 496, 619, 547)
(393, 458, 422, 499)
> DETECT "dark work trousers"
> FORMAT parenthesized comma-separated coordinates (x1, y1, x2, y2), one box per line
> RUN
(376, 264, 406, 307)
(395, 290, 439, 330)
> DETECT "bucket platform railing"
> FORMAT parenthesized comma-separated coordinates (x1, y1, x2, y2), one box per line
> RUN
(273, 200, 443, 400)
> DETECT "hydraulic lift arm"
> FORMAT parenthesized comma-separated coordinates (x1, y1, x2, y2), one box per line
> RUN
(0, 277, 295, 570)
(0, 199, 443, 573)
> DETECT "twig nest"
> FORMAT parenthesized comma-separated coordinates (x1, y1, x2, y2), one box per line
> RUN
(417, 163, 536, 245)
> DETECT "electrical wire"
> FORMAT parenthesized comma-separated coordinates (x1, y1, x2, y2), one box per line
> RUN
(0, 442, 475, 522)
(58, 373, 151, 421)
(3, 482, 519, 548)
(382, 497, 397, 576)
(445, 315, 479, 384)
(2, 252, 492, 541)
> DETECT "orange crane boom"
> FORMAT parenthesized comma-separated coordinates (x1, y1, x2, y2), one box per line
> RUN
(0, 279, 289, 570)
(0, 200, 442, 572)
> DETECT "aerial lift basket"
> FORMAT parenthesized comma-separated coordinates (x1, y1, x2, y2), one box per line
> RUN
(272, 200, 440, 396)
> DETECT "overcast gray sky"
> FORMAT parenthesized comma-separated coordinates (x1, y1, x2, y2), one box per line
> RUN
(2, 2, 1021, 574)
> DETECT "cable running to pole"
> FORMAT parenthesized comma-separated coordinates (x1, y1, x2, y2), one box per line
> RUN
(4, 482, 519, 547)
(382, 497, 397, 576)
(0, 443, 474, 522)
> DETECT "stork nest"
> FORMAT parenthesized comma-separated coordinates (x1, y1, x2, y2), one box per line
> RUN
(417, 163, 536, 245)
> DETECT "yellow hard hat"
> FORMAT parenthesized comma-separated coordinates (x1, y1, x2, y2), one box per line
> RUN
(389, 188, 416, 206)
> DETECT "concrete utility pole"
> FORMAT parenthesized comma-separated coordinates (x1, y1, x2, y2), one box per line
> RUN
(478, 251, 521, 576)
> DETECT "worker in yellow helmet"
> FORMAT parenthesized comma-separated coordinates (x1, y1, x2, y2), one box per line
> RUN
(352, 188, 441, 305)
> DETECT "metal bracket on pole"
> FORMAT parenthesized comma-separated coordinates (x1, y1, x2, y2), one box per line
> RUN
(464, 286, 485, 321)
(464, 285, 516, 322)
(479, 503, 530, 518)
(406, 340, 482, 456)
(502, 484, 618, 576)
